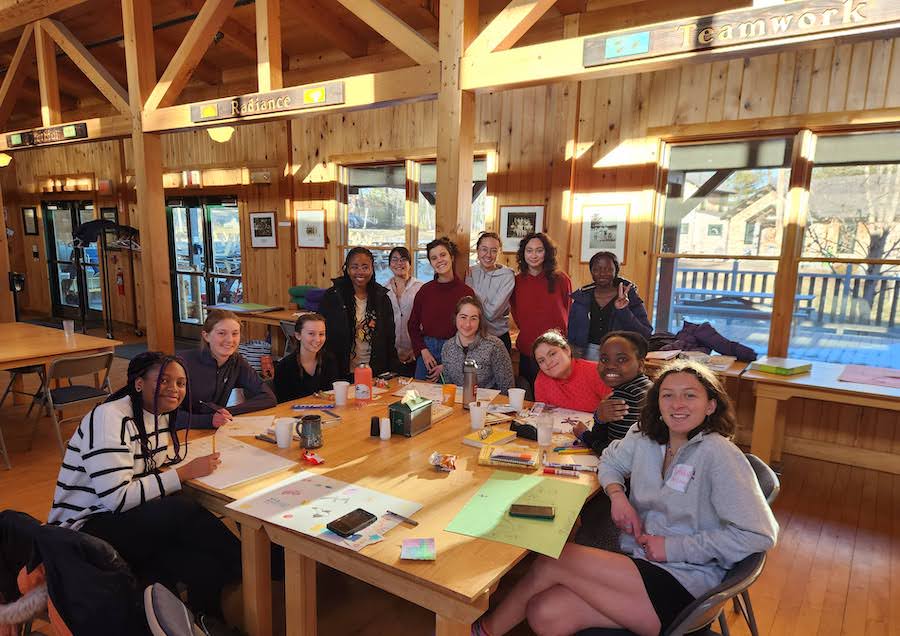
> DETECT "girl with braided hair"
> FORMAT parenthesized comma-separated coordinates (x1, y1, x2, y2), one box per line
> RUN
(48, 351, 243, 621)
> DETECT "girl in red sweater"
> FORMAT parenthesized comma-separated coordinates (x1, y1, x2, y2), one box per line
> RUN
(510, 232, 572, 389)
(532, 329, 611, 413)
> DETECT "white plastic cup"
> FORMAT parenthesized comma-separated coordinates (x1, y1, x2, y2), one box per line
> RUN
(333, 381, 350, 406)
(536, 414, 553, 447)
(274, 417, 294, 448)
(379, 417, 391, 441)
(62, 320, 75, 338)
(507, 388, 525, 411)
(469, 401, 486, 431)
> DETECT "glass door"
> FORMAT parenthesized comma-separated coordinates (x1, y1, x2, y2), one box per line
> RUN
(44, 200, 101, 321)
(166, 196, 242, 339)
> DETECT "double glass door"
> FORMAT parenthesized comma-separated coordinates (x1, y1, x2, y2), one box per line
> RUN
(43, 200, 102, 320)
(166, 196, 242, 338)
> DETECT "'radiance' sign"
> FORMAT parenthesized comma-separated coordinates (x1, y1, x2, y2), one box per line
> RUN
(190, 82, 345, 123)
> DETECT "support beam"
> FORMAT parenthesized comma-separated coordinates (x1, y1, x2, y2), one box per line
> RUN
(40, 19, 131, 116)
(144, 0, 234, 112)
(554, 0, 586, 15)
(466, 0, 555, 57)
(283, 0, 368, 59)
(0, 184, 13, 322)
(335, 0, 439, 65)
(154, 30, 222, 87)
(0, 0, 87, 32)
(181, 0, 259, 60)
(435, 0, 478, 278)
(122, 0, 175, 353)
(34, 22, 61, 127)
(256, 0, 283, 92)
(0, 25, 35, 130)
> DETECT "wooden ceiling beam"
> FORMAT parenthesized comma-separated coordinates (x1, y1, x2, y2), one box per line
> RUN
(554, 0, 587, 15)
(0, 24, 34, 129)
(144, 0, 233, 111)
(466, 0, 556, 56)
(180, 0, 259, 60)
(153, 29, 222, 86)
(283, 0, 368, 59)
(0, 0, 87, 33)
(335, 0, 439, 65)
(40, 18, 130, 116)
(34, 21, 61, 126)
(256, 0, 282, 91)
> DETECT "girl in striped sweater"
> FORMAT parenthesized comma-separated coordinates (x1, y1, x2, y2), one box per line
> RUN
(48, 352, 242, 622)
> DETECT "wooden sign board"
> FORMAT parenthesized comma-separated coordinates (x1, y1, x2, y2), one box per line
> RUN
(6, 122, 88, 147)
(584, 0, 896, 67)
(190, 82, 345, 123)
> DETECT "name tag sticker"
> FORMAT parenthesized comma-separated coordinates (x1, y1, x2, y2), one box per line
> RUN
(666, 463, 694, 492)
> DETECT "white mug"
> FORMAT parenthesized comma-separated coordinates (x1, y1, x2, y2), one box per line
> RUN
(332, 381, 350, 406)
(274, 417, 295, 448)
(507, 388, 525, 411)
(469, 401, 486, 431)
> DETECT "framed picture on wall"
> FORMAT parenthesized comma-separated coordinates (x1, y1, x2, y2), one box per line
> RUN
(579, 203, 629, 264)
(250, 212, 278, 248)
(296, 209, 326, 248)
(499, 204, 544, 252)
(22, 207, 38, 235)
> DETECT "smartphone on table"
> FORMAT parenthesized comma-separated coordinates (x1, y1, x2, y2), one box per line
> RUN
(509, 504, 556, 520)
(327, 508, 378, 537)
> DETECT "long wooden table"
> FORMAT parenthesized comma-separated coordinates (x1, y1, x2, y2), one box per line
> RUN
(185, 389, 596, 636)
(743, 359, 900, 473)
(0, 322, 121, 372)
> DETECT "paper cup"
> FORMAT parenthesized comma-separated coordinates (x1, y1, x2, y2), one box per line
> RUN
(62, 319, 75, 338)
(379, 417, 391, 441)
(536, 414, 553, 447)
(469, 401, 486, 430)
(441, 383, 456, 405)
(274, 417, 294, 448)
(507, 388, 525, 411)
(332, 381, 350, 406)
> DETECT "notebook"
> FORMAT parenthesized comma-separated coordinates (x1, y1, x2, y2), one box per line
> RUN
(749, 357, 812, 376)
(462, 427, 517, 448)
(478, 444, 539, 469)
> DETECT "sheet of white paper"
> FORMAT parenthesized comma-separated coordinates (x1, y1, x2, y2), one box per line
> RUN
(524, 407, 594, 433)
(218, 415, 274, 438)
(226, 471, 421, 551)
(185, 435, 297, 490)
(391, 381, 500, 404)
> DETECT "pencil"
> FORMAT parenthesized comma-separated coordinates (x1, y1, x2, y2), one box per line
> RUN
(212, 432, 216, 454)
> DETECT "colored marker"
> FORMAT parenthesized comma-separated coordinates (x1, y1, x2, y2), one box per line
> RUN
(543, 467, 579, 478)
(386, 510, 419, 527)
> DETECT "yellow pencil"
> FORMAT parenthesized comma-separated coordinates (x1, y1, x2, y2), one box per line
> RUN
(212, 432, 217, 454)
(557, 448, 591, 455)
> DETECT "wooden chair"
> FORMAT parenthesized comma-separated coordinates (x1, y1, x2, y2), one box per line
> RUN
(29, 352, 114, 457)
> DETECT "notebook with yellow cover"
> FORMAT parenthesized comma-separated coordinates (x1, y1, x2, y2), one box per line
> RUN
(477, 444, 539, 469)
(462, 427, 517, 448)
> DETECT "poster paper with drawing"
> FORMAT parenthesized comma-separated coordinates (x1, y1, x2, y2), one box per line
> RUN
(226, 472, 422, 551)
(185, 435, 296, 489)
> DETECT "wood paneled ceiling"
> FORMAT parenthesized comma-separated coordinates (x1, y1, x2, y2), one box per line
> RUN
(0, 0, 749, 129)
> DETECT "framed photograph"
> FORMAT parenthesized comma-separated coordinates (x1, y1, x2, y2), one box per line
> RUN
(296, 209, 326, 248)
(22, 207, 38, 235)
(250, 212, 277, 248)
(580, 203, 629, 264)
(499, 205, 544, 252)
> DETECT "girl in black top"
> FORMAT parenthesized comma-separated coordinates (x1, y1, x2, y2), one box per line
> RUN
(273, 312, 339, 402)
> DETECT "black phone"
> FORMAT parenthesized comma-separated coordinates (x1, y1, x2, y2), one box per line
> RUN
(327, 508, 378, 537)
(509, 504, 556, 520)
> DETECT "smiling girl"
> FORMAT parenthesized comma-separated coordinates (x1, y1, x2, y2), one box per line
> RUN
(385, 246, 424, 377)
(407, 237, 475, 381)
(273, 312, 338, 402)
(532, 330, 611, 413)
(466, 232, 515, 352)
(179, 309, 276, 428)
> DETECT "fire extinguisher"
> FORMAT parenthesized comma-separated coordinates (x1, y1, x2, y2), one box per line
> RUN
(116, 268, 125, 296)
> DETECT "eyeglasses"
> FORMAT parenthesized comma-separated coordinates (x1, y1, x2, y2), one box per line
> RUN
(389, 256, 409, 263)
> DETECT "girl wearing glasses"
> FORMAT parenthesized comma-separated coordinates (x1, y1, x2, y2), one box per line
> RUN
(385, 246, 425, 377)
(466, 232, 515, 353)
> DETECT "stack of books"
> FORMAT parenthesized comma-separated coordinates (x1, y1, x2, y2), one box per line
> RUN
(477, 444, 539, 469)
(462, 427, 517, 448)
(748, 357, 812, 376)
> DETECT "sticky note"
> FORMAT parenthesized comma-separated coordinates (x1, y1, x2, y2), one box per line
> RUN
(401, 538, 436, 561)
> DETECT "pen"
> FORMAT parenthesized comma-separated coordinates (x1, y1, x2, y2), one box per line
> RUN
(544, 462, 598, 473)
(319, 410, 341, 421)
(543, 467, 579, 478)
(254, 433, 277, 444)
(199, 400, 225, 413)
(292, 403, 336, 409)
(386, 510, 419, 526)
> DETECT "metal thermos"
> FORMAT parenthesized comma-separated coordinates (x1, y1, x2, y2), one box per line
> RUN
(462, 359, 479, 409)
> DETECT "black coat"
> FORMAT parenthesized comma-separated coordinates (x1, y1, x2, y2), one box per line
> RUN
(319, 277, 400, 379)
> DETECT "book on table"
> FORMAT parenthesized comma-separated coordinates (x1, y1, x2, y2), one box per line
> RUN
(478, 444, 539, 469)
(462, 427, 517, 448)
(748, 357, 813, 376)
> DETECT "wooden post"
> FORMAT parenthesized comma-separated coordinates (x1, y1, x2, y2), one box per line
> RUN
(122, 0, 174, 352)
(0, 184, 14, 322)
(256, 0, 283, 92)
(34, 22, 61, 127)
(436, 0, 478, 278)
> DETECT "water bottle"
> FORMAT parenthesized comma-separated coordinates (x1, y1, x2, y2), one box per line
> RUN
(462, 359, 479, 410)
(354, 363, 372, 402)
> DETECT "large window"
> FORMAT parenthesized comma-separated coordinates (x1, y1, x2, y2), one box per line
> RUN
(342, 159, 489, 283)
(654, 132, 900, 369)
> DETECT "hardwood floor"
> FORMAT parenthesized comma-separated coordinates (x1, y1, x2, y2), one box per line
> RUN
(1, 342, 898, 635)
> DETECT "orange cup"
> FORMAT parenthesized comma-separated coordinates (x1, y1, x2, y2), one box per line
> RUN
(441, 384, 456, 405)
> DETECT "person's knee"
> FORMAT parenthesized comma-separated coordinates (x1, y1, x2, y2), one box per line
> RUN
(525, 594, 566, 636)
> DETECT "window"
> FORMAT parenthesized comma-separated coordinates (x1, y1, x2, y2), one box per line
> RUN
(654, 138, 793, 358)
(341, 159, 490, 284)
(654, 132, 900, 368)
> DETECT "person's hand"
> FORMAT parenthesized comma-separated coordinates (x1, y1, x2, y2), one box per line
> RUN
(421, 349, 438, 371)
(596, 397, 628, 422)
(572, 421, 588, 438)
(212, 408, 233, 428)
(427, 363, 444, 382)
(614, 282, 633, 310)
(610, 490, 643, 537)
(638, 534, 666, 561)
(176, 453, 221, 481)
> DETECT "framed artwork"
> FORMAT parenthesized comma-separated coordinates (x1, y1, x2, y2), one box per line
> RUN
(22, 207, 38, 235)
(296, 209, 326, 248)
(498, 204, 544, 252)
(250, 212, 277, 248)
(579, 203, 629, 264)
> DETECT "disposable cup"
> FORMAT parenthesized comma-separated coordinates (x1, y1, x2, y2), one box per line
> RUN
(507, 388, 525, 411)
(63, 320, 75, 338)
(274, 417, 294, 448)
(469, 401, 486, 430)
(333, 381, 350, 406)
(536, 414, 553, 447)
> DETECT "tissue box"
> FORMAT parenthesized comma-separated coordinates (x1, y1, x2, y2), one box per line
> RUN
(389, 397, 433, 437)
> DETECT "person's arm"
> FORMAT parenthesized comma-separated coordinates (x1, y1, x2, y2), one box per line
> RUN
(320, 353, 340, 391)
(597, 425, 638, 490)
(662, 444, 778, 567)
(228, 357, 277, 415)
(381, 296, 401, 372)
(559, 272, 573, 311)
(273, 357, 296, 403)
(407, 291, 427, 356)
(480, 270, 515, 322)
(613, 288, 652, 338)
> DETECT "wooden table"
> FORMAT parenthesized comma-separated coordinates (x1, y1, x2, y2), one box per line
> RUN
(742, 359, 900, 472)
(185, 389, 596, 636)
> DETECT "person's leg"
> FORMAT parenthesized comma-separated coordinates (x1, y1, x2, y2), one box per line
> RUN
(481, 544, 659, 636)
(524, 585, 617, 636)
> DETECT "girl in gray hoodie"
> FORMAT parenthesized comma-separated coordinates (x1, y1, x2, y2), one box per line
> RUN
(474, 360, 778, 636)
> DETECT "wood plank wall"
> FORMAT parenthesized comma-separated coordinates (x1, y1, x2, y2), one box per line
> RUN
(2, 36, 899, 460)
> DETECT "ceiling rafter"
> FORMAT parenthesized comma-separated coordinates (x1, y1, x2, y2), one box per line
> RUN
(466, 0, 557, 56)
(282, 0, 369, 59)
(180, 0, 259, 60)
(0, 23, 34, 128)
(0, 0, 87, 33)
(335, 0, 439, 65)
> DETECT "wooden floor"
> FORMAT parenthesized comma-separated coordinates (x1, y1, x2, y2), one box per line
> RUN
(1, 330, 898, 635)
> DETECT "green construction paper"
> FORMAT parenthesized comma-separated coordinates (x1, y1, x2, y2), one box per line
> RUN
(445, 471, 591, 558)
